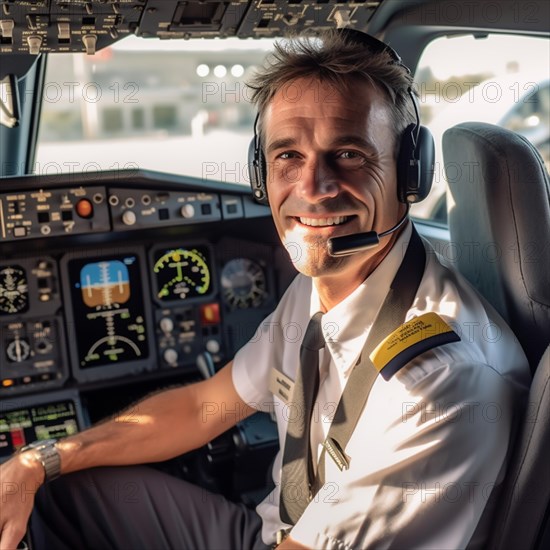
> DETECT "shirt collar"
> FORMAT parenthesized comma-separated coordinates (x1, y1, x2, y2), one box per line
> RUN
(309, 222, 414, 375)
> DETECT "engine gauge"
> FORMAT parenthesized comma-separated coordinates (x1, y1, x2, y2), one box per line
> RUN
(153, 246, 212, 302)
(221, 258, 267, 309)
(0, 265, 29, 315)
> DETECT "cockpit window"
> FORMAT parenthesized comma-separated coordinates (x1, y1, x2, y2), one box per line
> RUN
(35, 37, 275, 183)
(413, 34, 550, 224)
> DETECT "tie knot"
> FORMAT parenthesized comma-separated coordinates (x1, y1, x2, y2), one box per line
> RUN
(302, 311, 325, 352)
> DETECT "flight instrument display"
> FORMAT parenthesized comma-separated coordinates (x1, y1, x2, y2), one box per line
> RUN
(152, 245, 213, 303)
(0, 265, 29, 315)
(67, 254, 149, 369)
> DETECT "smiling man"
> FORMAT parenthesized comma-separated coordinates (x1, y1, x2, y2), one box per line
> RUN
(232, 29, 531, 548)
(0, 29, 530, 550)
(262, 74, 404, 307)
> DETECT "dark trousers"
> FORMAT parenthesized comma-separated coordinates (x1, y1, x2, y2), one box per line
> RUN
(30, 465, 270, 550)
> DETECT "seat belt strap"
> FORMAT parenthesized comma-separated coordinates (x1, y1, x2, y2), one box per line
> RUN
(314, 224, 426, 488)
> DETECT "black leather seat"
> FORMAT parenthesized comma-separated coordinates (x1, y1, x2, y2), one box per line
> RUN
(443, 122, 550, 550)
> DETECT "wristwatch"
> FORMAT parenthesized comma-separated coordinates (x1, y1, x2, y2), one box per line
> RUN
(19, 439, 61, 482)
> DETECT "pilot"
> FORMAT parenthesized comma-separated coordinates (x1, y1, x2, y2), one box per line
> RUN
(0, 29, 530, 550)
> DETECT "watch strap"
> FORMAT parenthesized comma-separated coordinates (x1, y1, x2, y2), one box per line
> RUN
(21, 439, 61, 482)
(38, 441, 61, 482)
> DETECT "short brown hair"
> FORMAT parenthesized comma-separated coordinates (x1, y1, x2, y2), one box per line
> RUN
(247, 29, 416, 153)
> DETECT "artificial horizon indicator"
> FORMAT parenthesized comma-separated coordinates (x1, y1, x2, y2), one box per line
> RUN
(67, 255, 149, 369)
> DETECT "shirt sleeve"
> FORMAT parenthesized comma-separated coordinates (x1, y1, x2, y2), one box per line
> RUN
(231, 309, 276, 411)
(232, 274, 306, 413)
(290, 357, 525, 550)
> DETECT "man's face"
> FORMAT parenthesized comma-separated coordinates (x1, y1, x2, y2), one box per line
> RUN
(263, 77, 405, 280)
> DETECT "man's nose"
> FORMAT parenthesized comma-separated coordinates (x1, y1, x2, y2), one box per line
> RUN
(297, 156, 340, 202)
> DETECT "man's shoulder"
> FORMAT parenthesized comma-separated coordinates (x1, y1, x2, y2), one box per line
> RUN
(399, 249, 530, 390)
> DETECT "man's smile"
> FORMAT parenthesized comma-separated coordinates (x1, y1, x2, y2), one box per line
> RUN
(294, 215, 352, 228)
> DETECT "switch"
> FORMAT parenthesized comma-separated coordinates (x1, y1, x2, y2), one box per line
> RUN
(201, 203, 212, 215)
(26, 14, 38, 31)
(200, 303, 220, 325)
(57, 22, 70, 42)
(158, 208, 169, 221)
(13, 227, 27, 238)
(75, 198, 93, 218)
(82, 34, 97, 55)
(0, 19, 14, 40)
(27, 35, 43, 55)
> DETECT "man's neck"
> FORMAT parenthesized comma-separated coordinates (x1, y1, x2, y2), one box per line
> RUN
(314, 228, 403, 312)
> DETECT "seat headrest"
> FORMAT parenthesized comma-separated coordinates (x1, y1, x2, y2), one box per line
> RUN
(443, 122, 550, 367)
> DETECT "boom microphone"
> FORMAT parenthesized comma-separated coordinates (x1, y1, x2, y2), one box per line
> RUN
(327, 207, 410, 257)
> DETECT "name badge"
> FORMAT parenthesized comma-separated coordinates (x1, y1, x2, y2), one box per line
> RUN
(269, 368, 294, 404)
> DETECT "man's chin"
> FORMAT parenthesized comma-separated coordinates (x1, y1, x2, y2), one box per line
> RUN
(283, 236, 349, 276)
(288, 253, 345, 278)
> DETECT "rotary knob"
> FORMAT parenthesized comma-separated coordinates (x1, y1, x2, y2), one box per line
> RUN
(122, 210, 137, 226)
(163, 348, 178, 366)
(7, 339, 31, 362)
(180, 204, 195, 219)
(159, 317, 174, 333)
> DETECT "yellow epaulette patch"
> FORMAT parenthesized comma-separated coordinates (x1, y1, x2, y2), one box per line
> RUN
(370, 312, 460, 380)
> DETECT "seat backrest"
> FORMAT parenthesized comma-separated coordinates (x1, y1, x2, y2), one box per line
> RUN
(443, 121, 550, 368)
(488, 345, 550, 550)
(443, 122, 550, 550)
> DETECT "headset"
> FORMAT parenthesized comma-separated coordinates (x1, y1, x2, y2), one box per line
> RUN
(247, 28, 435, 208)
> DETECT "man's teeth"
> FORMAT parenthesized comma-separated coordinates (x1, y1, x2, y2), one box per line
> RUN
(299, 216, 348, 227)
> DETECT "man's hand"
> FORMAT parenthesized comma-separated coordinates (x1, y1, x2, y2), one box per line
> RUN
(0, 452, 44, 550)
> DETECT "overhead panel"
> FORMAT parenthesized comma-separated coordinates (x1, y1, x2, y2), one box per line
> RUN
(137, 0, 250, 39)
(238, 0, 379, 37)
(0, 0, 145, 55)
(0, 0, 381, 54)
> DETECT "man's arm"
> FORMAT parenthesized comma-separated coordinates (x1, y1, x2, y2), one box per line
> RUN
(0, 361, 255, 549)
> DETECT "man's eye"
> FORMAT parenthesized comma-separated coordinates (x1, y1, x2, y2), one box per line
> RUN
(278, 152, 299, 160)
(338, 151, 363, 160)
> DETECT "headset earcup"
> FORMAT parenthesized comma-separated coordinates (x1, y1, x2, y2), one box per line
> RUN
(415, 126, 435, 202)
(397, 124, 435, 203)
(248, 137, 269, 205)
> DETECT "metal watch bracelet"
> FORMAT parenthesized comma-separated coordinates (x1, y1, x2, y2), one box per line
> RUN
(20, 439, 61, 483)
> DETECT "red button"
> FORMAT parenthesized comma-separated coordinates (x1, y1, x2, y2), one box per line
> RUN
(75, 199, 93, 218)
(200, 303, 220, 325)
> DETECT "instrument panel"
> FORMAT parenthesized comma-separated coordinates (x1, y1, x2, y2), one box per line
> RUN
(0, 170, 290, 397)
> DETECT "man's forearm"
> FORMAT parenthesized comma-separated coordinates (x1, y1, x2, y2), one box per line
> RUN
(55, 385, 206, 475)
(51, 362, 253, 476)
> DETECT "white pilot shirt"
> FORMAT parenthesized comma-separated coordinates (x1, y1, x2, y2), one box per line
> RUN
(231, 222, 531, 549)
